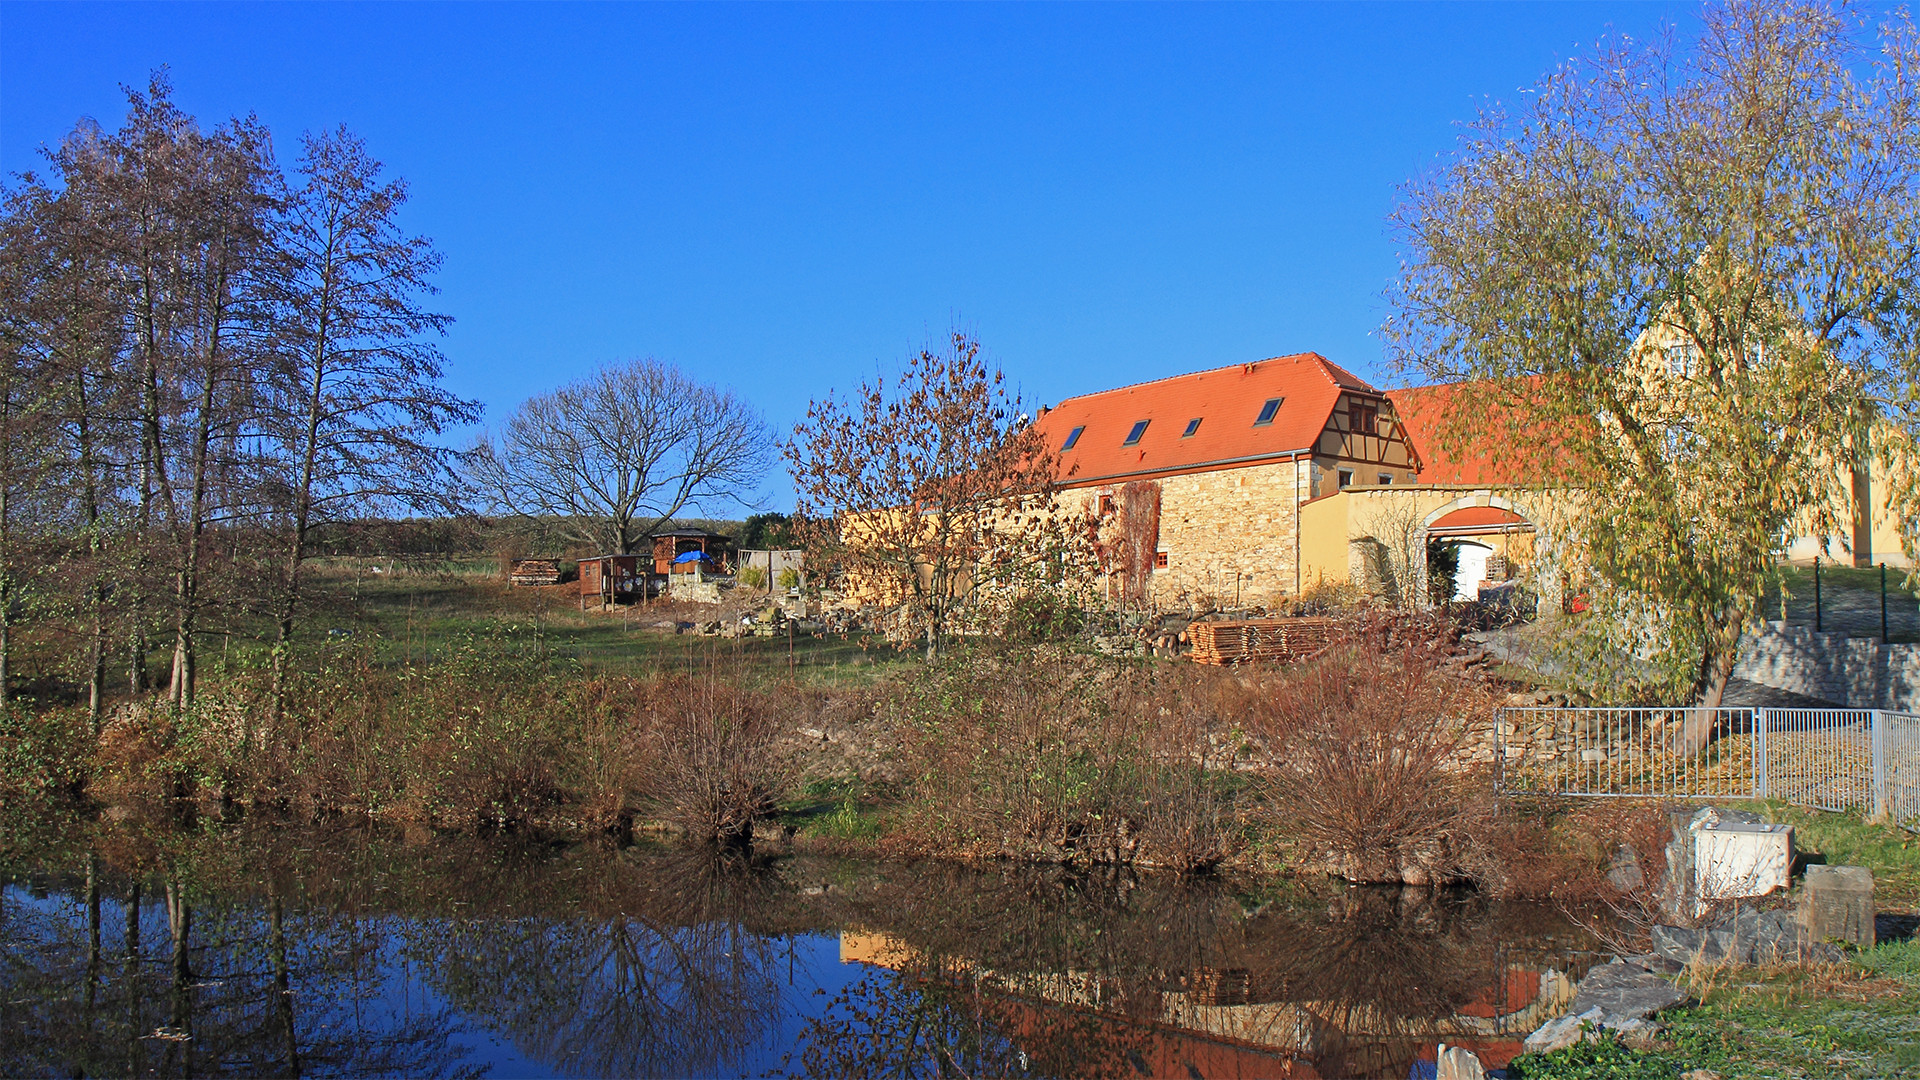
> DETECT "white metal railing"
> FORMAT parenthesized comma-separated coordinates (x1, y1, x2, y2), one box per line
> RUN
(1497, 706, 1920, 829)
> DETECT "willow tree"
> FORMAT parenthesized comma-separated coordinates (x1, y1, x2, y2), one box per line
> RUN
(1386, 1, 1920, 733)
(785, 332, 1075, 659)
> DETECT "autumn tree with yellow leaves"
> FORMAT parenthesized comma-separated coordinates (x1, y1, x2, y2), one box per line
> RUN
(1388, 2, 1920, 741)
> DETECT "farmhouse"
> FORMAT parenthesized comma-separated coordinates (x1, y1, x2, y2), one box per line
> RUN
(1034, 347, 1914, 614)
(1030, 353, 1421, 609)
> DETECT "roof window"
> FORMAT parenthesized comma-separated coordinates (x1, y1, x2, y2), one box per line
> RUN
(1181, 418, 1202, 438)
(1254, 398, 1282, 426)
(1122, 420, 1150, 446)
(1061, 426, 1084, 451)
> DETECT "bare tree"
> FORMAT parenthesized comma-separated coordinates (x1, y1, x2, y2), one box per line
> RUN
(784, 332, 1067, 657)
(264, 126, 480, 723)
(81, 75, 283, 708)
(470, 358, 769, 555)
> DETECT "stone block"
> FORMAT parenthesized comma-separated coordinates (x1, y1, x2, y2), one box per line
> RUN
(1802, 865, 1875, 948)
(1435, 1045, 1487, 1080)
(1695, 820, 1792, 906)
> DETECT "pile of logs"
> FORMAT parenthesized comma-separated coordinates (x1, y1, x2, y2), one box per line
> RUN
(1186, 617, 1335, 666)
(509, 558, 562, 587)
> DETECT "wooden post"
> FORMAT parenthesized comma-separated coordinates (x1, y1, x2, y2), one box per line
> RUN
(1882, 562, 1889, 643)
(1815, 559, 1823, 632)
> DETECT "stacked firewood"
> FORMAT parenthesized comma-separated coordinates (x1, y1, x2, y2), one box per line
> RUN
(1185, 617, 1335, 666)
(509, 558, 562, 586)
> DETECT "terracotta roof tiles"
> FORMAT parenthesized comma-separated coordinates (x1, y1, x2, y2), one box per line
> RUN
(1033, 353, 1380, 487)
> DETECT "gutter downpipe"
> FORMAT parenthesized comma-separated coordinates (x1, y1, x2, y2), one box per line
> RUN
(1293, 451, 1302, 596)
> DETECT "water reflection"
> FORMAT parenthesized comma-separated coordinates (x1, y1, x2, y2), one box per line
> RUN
(1, 822, 1607, 1079)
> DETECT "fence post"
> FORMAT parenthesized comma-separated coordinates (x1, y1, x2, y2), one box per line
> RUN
(1755, 707, 1769, 799)
(1495, 708, 1506, 794)
(1873, 709, 1890, 823)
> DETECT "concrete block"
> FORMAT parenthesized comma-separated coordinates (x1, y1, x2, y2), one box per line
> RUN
(1802, 865, 1875, 948)
(1694, 820, 1792, 906)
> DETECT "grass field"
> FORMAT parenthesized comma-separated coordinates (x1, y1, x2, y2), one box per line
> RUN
(292, 557, 907, 684)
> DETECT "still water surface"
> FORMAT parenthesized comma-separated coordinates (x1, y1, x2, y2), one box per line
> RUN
(2, 822, 1610, 1078)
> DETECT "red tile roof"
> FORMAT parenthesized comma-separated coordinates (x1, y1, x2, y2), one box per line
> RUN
(1390, 381, 1559, 486)
(1033, 353, 1379, 488)
(1429, 506, 1529, 531)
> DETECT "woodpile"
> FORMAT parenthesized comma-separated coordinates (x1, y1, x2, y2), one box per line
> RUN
(1186, 617, 1335, 666)
(509, 558, 562, 586)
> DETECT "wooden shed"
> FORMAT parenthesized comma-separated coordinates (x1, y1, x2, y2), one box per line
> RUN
(651, 529, 734, 576)
(579, 553, 645, 608)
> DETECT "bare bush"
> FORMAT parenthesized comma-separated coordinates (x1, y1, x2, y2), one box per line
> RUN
(1254, 643, 1499, 884)
(884, 647, 1247, 870)
(633, 672, 798, 846)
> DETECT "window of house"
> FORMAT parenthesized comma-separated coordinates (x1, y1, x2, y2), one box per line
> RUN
(1254, 398, 1282, 426)
(1182, 417, 1202, 438)
(1665, 344, 1701, 378)
(1122, 420, 1150, 446)
(1338, 469, 1354, 489)
(1154, 551, 1169, 569)
(1349, 399, 1379, 434)
(1378, 473, 1394, 486)
(1061, 426, 1084, 451)
(1099, 494, 1113, 516)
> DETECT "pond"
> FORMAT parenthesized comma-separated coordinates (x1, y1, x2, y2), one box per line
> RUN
(1, 818, 1612, 1079)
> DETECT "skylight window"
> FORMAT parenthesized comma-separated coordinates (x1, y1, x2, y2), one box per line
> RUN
(1061, 426, 1084, 451)
(1253, 398, 1282, 426)
(1122, 420, 1150, 446)
(1182, 418, 1202, 438)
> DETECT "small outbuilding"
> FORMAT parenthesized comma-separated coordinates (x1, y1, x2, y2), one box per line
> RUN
(579, 553, 646, 608)
(651, 529, 734, 576)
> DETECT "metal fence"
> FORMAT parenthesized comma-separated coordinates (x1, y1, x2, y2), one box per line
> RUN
(1497, 706, 1920, 829)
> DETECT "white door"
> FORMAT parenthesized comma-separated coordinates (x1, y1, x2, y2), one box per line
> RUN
(1453, 543, 1494, 601)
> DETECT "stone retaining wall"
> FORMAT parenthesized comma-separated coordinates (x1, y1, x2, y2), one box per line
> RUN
(1733, 621, 1920, 709)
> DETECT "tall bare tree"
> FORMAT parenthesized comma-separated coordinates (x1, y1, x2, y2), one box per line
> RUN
(470, 358, 769, 555)
(785, 332, 1068, 658)
(74, 75, 284, 708)
(264, 126, 480, 723)
(1386, 1, 1920, 737)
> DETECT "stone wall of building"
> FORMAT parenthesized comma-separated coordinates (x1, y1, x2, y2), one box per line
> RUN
(1733, 621, 1920, 709)
(1073, 457, 1309, 610)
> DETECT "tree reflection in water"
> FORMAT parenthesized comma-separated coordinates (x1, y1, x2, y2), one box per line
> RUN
(1, 822, 1603, 1080)
(416, 848, 791, 1078)
(1, 868, 480, 1077)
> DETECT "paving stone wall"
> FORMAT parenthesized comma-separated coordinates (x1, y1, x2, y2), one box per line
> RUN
(1733, 621, 1920, 709)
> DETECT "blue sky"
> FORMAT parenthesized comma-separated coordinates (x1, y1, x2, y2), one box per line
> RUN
(3, 1, 1696, 510)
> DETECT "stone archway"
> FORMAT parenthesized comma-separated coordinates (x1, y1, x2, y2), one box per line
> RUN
(1421, 491, 1553, 605)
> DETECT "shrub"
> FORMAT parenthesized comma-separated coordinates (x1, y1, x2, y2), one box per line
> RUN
(776, 567, 800, 591)
(883, 646, 1246, 870)
(737, 565, 768, 590)
(632, 672, 798, 845)
(1253, 643, 1499, 884)
(1003, 592, 1085, 644)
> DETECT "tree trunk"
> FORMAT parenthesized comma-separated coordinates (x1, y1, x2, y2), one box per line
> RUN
(170, 290, 225, 711)
(270, 885, 299, 1076)
(1675, 623, 1741, 756)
